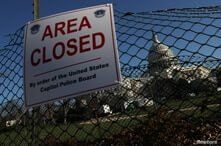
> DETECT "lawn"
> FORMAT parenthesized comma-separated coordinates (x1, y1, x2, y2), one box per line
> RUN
(157, 92, 221, 110)
(0, 93, 220, 145)
(0, 116, 144, 146)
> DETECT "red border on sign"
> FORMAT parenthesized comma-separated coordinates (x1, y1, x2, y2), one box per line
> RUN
(24, 4, 121, 108)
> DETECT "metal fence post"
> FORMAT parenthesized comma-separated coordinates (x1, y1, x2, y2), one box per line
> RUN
(32, 1, 40, 145)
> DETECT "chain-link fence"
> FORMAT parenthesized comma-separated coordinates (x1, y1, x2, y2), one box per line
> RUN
(0, 6, 221, 146)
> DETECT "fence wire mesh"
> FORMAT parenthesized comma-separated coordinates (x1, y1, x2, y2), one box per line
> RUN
(0, 6, 221, 146)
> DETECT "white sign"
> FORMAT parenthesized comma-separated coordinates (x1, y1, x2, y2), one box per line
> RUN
(24, 4, 121, 107)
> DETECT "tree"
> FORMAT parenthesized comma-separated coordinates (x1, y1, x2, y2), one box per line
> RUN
(190, 79, 216, 96)
(2, 100, 23, 120)
(150, 78, 176, 100)
(62, 99, 70, 125)
(42, 103, 56, 124)
(175, 78, 190, 99)
(216, 67, 221, 87)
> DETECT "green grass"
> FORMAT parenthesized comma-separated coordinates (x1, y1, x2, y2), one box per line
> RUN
(0, 116, 144, 145)
(159, 92, 221, 109)
(123, 92, 220, 118)
(0, 93, 220, 145)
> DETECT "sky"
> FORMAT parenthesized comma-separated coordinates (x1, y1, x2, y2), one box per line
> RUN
(1, 0, 221, 47)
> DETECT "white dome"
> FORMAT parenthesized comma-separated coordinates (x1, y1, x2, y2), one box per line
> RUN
(148, 32, 176, 77)
(148, 34, 174, 63)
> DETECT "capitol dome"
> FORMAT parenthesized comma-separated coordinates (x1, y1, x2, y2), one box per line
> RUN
(148, 32, 176, 76)
(148, 33, 174, 63)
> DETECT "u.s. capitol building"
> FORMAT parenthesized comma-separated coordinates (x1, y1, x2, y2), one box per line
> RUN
(147, 33, 210, 81)
(118, 32, 211, 98)
(79, 32, 212, 110)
